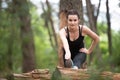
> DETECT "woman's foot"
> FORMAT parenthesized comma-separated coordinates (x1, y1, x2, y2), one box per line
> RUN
(72, 66, 78, 69)
(65, 59, 73, 68)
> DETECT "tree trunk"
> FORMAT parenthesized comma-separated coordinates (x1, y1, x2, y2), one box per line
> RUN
(79, 0, 84, 25)
(7, 29, 14, 80)
(41, 0, 58, 51)
(12, 0, 36, 72)
(46, 0, 58, 50)
(59, 0, 84, 23)
(106, 0, 112, 55)
(0, 0, 1, 11)
(86, 0, 96, 33)
(86, 0, 101, 65)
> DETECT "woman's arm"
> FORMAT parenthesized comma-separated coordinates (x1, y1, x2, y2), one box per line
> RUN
(59, 28, 71, 59)
(80, 26, 100, 54)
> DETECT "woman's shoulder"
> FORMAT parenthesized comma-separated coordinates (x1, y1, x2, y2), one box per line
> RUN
(59, 26, 67, 34)
(60, 26, 67, 31)
(79, 25, 91, 36)
(79, 25, 89, 30)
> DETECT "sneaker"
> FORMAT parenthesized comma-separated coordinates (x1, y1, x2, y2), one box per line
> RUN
(72, 66, 78, 69)
(65, 59, 74, 68)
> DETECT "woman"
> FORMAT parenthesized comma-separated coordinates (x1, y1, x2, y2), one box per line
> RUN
(59, 9, 99, 69)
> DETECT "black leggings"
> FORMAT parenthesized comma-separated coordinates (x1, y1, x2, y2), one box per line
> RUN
(63, 52, 86, 68)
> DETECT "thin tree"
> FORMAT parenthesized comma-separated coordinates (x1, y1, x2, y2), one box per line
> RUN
(41, 0, 58, 51)
(106, 0, 112, 55)
(46, 0, 58, 50)
(86, 0, 101, 64)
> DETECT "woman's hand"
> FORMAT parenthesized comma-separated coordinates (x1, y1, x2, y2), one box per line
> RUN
(65, 53, 71, 59)
(79, 48, 90, 54)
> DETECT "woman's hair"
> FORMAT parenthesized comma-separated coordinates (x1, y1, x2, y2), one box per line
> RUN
(66, 9, 80, 19)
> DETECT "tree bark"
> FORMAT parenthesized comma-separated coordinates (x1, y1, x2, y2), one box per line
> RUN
(106, 0, 112, 55)
(41, 0, 58, 51)
(12, 0, 36, 72)
(46, 0, 58, 50)
(52, 66, 120, 80)
(86, 0, 96, 32)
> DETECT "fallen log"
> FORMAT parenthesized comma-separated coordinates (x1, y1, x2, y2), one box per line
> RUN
(13, 69, 51, 80)
(51, 66, 89, 80)
(13, 67, 120, 80)
(51, 66, 120, 80)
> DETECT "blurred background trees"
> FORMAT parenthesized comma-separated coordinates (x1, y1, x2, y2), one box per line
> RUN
(0, 0, 120, 79)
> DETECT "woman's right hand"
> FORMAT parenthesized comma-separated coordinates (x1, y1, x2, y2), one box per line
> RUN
(65, 53, 71, 59)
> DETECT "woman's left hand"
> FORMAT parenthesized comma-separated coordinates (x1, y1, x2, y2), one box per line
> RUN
(79, 48, 90, 54)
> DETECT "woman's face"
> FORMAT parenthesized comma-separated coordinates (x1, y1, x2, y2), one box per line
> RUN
(67, 14, 79, 30)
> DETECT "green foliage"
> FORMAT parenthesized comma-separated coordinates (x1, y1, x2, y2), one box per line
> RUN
(97, 23, 107, 34)
(85, 23, 109, 67)
(88, 73, 112, 80)
(90, 23, 120, 72)
(30, 6, 57, 71)
(97, 23, 108, 55)
(51, 68, 62, 80)
(0, 1, 57, 75)
(0, 9, 22, 75)
(110, 30, 120, 72)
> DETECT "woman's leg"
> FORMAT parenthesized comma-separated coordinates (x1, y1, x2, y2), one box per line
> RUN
(63, 49, 73, 68)
(72, 52, 86, 68)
